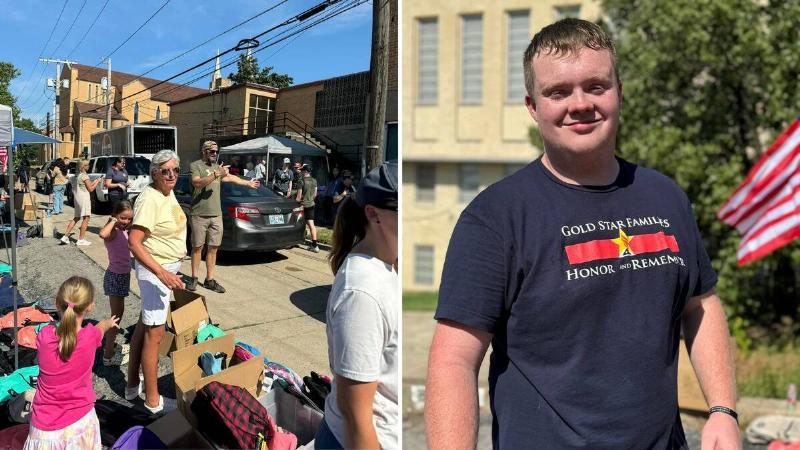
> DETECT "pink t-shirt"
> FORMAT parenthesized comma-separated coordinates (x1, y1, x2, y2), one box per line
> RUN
(31, 324, 102, 430)
(104, 228, 130, 274)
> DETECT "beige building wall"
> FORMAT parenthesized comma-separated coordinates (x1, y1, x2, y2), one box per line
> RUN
(118, 80, 170, 124)
(169, 85, 277, 168)
(274, 82, 323, 127)
(403, 0, 601, 291)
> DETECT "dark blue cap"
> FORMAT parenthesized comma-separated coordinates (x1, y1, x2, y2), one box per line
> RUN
(357, 161, 397, 210)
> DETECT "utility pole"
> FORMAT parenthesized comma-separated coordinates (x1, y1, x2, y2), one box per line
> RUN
(104, 58, 112, 130)
(40, 58, 76, 159)
(363, 0, 394, 172)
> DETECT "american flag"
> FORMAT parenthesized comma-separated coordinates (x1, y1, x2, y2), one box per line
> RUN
(718, 118, 800, 265)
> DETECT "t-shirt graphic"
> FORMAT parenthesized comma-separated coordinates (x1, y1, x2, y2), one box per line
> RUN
(436, 157, 717, 450)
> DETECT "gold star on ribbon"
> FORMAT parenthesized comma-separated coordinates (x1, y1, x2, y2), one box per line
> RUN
(612, 229, 635, 257)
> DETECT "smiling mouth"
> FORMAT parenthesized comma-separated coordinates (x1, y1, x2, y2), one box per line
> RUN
(564, 119, 601, 132)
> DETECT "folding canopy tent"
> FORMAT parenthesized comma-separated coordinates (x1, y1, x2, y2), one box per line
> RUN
(220, 134, 330, 183)
(0, 104, 60, 370)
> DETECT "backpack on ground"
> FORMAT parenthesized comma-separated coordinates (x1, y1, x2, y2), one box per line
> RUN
(111, 425, 166, 450)
(0, 423, 28, 449)
(7, 388, 34, 423)
(191, 381, 272, 449)
(95, 399, 159, 447)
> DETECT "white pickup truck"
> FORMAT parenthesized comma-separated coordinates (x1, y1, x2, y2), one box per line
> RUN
(67, 155, 152, 211)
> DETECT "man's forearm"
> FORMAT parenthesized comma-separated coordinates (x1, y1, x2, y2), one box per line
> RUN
(426, 353, 480, 449)
(682, 293, 737, 408)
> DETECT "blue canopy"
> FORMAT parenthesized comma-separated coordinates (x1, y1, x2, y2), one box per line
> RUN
(12, 127, 60, 145)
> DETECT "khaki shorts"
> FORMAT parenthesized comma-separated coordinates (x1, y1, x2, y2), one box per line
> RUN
(191, 215, 223, 248)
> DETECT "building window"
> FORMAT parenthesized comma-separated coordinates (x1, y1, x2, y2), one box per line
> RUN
(88, 84, 92, 101)
(416, 164, 435, 202)
(417, 18, 438, 104)
(133, 102, 139, 124)
(96, 120, 100, 128)
(459, 164, 480, 203)
(414, 245, 435, 285)
(507, 10, 530, 102)
(156, 106, 161, 120)
(102, 120, 106, 128)
(461, 14, 483, 104)
(555, 4, 581, 20)
(248, 94, 273, 135)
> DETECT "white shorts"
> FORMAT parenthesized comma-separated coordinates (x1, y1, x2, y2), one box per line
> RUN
(135, 260, 181, 326)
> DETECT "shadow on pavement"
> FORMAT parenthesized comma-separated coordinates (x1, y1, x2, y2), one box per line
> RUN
(289, 285, 332, 323)
(215, 250, 288, 266)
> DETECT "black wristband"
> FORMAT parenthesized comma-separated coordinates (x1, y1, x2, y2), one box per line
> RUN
(708, 406, 738, 423)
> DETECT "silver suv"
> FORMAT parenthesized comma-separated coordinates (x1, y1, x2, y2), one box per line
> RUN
(67, 156, 151, 210)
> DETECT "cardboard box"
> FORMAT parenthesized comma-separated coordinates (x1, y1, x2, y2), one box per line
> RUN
(147, 410, 213, 449)
(16, 205, 42, 221)
(13, 193, 33, 210)
(172, 333, 264, 422)
(159, 289, 210, 356)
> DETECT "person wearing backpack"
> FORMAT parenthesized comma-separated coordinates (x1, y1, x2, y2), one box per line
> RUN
(24, 276, 120, 450)
(315, 161, 398, 450)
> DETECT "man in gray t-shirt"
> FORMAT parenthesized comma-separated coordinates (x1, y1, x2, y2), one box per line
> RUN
(187, 140, 259, 293)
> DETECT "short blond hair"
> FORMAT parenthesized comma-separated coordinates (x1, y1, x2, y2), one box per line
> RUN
(523, 18, 618, 97)
(202, 140, 218, 152)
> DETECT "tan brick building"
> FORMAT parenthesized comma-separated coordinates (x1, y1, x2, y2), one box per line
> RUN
(403, 0, 601, 291)
(55, 63, 205, 158)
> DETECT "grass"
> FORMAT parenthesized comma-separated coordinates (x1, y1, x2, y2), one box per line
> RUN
(737, 345, 800, 398)
(403, 291, 438, 311)
(315, 227, 333, 246)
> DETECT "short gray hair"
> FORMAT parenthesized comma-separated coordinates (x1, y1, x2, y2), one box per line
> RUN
(149, 150, 180, 176)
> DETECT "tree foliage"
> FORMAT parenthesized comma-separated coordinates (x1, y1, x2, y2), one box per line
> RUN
(228, 54, 293, 89)
(598, 0, 800, 347)
(0, 62, 42, 163)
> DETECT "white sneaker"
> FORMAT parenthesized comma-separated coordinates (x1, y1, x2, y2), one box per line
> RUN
(76, 239, 91, 246)
(124, 383, 142, 401)
(59, 235, 70, 245)
(144, 395, 177, 415)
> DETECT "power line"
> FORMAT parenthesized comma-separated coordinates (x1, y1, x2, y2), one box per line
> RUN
(49, 0, 89, 56)
(66, 0, 113, 59)
(86, 0, 352, 116)
(17, 0, 71, 107)
(101, 0, 171, 61)
(126, 0, 289, 85)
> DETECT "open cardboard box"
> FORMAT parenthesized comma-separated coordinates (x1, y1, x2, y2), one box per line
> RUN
(172, 333, 264, 424)
(159, 288, 210, 356)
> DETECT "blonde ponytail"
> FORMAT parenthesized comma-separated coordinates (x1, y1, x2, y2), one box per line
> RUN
(54, 277, 95, 361)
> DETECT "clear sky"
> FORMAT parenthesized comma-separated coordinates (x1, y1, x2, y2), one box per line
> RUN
(2, 0, 373, 124)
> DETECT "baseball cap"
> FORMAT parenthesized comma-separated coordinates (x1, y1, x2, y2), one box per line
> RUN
(302, 164, 312, 172)
(202, 140, 218, 151)
(357, 161, 397, 210)
(283, 157, 291, 164)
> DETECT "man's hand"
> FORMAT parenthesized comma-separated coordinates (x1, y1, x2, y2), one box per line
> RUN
(219, 164, 230, 178)
(248, 179, 260, 189)
(701, 413, 741, 450)
(157, 269, 185, 290)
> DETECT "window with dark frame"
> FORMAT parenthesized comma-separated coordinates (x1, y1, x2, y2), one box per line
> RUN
(415, 245, 435, 285)
(416, 164, 436, 202)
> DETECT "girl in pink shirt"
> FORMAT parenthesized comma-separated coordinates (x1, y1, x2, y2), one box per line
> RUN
(24, 277, 120, 450)
(99, 200, 133, 367)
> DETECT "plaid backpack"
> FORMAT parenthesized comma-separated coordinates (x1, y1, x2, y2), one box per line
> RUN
(191, 381, 271, 449)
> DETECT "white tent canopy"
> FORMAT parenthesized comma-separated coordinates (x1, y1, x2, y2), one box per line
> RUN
(0, 105, 12, 147)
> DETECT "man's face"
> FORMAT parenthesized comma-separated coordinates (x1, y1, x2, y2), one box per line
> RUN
(204, 146, 218, 162)
(343, 176, 353, 186)
(525, 48, 621, 157)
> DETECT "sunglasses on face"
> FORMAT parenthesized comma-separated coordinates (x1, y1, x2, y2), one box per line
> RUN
(159, 167, 180, 177)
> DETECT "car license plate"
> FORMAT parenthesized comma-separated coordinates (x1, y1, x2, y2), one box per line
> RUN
(269, 214, 285, 225)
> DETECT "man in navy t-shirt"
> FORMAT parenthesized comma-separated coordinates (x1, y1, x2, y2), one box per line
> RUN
(425, 19, 741, 450)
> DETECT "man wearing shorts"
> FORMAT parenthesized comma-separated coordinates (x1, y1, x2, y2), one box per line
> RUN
(187, 140, 260, 293)
(296, 164, 319, 253)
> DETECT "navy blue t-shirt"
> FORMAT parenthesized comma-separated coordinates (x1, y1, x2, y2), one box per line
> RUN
(435, 157, 717, 450)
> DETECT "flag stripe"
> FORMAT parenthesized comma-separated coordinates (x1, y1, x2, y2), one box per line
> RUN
(737, 218, 800, 265)
(719, 119, 800, 221)
(722, 152, 800, 227)
(734, 177, 800, 234)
